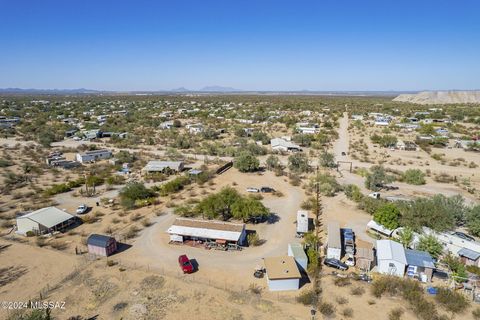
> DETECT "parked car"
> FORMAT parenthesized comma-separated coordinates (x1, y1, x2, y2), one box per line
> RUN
(345, 256, 355, 267)
(178, 254, 194, 274)
(246, 187, 260, 193)
(324, 258, 348, 271)
(73, 136, 82, 141)
(368, 192, 380, 199)
(341, 152, 346, 156)
(76, 204, 88, 214)
(453, 231, 475, 242)
(260, 187, 275, 193)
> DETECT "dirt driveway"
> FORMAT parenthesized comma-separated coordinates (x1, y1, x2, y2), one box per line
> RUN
(117, 169, 307, 288)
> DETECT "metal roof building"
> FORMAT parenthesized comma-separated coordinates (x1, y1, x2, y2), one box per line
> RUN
(16, 207, 75, 236)
(143, 160, 184, 173)
(376, 240, 407, 277)
(287, 243, 308, 271)
(167, 218, 246, 245)
(87, 234, 117, 257)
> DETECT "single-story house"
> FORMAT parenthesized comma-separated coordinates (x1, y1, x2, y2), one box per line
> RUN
(287, 243, 308, 272)
(76, 149, 112, 163)
(264, 256, 302, 291)
(405, 249, 435, 282)
(326, 221, 342, 260)
(167, 218, 247, 246)
(458, 248, 480, 267)
(367, 220, 394, 237)
(143, 161, 184, 173)
(376, 240, 407, 277)
(16, 207, 76, 236)
(271, 138, 302, 152)
(87, 234, 117, 257)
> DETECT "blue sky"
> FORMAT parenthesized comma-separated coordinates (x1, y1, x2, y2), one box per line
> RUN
(0, 0, 479, 91)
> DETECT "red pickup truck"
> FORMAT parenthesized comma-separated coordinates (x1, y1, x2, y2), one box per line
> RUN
(178, 254, 194, 274)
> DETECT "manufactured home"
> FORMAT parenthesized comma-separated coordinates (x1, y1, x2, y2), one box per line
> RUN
(296, 210, 309, 236)
(16, 207, 76, 236)
(326, 221, 342, 260)
(76, 149, 112, 163)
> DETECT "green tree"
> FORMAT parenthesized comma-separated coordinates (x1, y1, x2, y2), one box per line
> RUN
(119, 182, 155, 209)
(364, 165, 393, 191)
(195, 187, 242, 220)
(467, 205, 480, 237)
(234, 151, 260, 172)
(373, 203, 401, 230)
(288, 152, 309, 173)
(402, 169, 426, 185)
(417, 234, 443, 259)
(265, 155, 281, 171)
(443, 253, 468, 283)
(231, 196, 269, 222)
(397, 227, 414, 248)
(319, 150, 336, 168)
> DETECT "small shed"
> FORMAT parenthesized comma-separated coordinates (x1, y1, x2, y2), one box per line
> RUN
(405, 249, 435, 282)
(287, 243, 308, 272)
(87, 234, 117, 257)
(264, 256, 302, 291)
(326, 221, 341, 260)
(458, 248, 480, 267)
(356, 241, 375, 271)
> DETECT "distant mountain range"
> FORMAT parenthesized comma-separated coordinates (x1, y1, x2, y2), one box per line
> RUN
(0, 87, 420, 96)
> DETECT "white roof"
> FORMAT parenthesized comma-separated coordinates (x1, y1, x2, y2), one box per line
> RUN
(167, 219, 244, 242)
(271, 138, 301, 149)
(367, 220, 393, 236)
(17, 207, 74, 228)
(143, 160, 183, 171)
(327, 221, 341, 248)
(296, 210, 309, 233)
(376, 240, 407, 264)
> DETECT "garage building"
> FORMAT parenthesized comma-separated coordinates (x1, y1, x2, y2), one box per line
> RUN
(16, 207, 76, 236)
(167, 218, 247, 246)
(264, 256, 302, 291)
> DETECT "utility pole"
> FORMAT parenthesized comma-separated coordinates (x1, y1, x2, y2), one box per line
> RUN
(311, 165, 323, 319)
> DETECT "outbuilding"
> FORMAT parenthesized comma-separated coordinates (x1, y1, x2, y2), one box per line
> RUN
(458, 248, 480, 267)
(405, 249, 435, 282)
(16, 207, 76, 236)
(143, 160, 184, 173)
(326, 221, 342, 260)
(87, 234, 117, 257)
(264, 256, 302, 291)
(271, 138, 302, 152)
(296, 210, 309, 236)
(376, 240, 407, 277)
(288, 243, 308, 272)
(76, 149, 112, 163)
(167, 218, 247, 246)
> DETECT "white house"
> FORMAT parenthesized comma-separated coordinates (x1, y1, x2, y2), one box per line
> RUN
(297, 124, 319, 134)
(376, 240, 407, 277)
(264, 256, 302, 291)
(271, 138, 302, 152)
(16, 207, 76, 236)
(142, 161, 184, 173)
(326, 221, 342, 260)
(367, 220, 394, 237)
(288, 243, 308, 272)
(76, 149, 112, 163)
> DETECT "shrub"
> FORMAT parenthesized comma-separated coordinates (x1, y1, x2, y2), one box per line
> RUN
(319, 302, 335, 317)
(342, 308, 353, 318)
(435, 287, 469, 314)
(350, 286, 365, 296)
(247, 232, 261, 246)
(248, 283, 262, 295)
(234, 151, 260, 172)
(389, 308, 404, 320)
(336, 296, 348, 305)
(296, 289, 315, 306)
(472, 308, 480, 320)
(402, 169, 426, 185)
(334, 277, 351, 287)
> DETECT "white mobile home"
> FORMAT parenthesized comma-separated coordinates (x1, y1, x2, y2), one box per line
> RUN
(296, 210, 309, 236)
(271, 138, 302, 152)
(142, 161, 184, 173)
(326, 221, 342, 260)
(264, 256, 302, 291)
(76, 149, 112, 163)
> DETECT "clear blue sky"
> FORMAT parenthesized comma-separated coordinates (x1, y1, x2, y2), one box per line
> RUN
(0, 0, 479, 91)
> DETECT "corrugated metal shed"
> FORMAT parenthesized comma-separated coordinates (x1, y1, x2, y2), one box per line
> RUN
(405, 249, 435, 268)
(458, 248, 480, 261)
(17, 207, 74, 228)
(143, 160, 183, 172)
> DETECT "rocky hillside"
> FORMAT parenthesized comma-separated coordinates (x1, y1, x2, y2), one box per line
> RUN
(393, 91, 480, 104)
